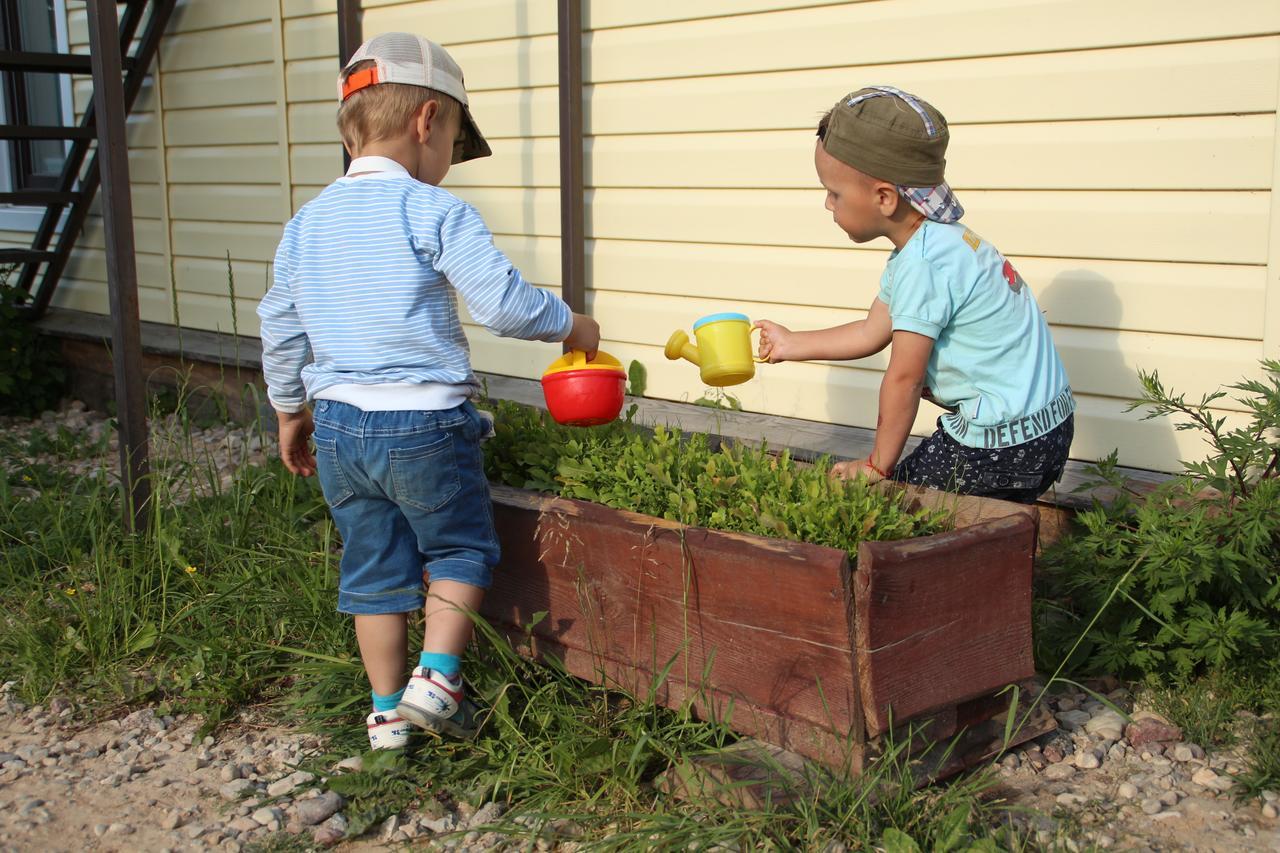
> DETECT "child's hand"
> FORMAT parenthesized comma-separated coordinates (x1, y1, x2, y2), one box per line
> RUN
(753, 319, 796, 363)
(277, 409, 316, 477)
(564, 313, 601, 359)
(829, 458, 886, 483)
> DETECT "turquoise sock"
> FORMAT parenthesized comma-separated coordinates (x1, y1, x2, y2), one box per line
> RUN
(418, 652, 460, 678)
(371, 687, 405, 713)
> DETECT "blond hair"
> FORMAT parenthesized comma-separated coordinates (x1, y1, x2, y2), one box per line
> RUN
(337, 60, 458, 151)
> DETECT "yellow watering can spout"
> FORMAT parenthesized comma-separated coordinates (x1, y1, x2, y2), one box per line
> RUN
(664, 329, 701, 366)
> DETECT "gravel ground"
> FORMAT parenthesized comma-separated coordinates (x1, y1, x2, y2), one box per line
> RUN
(2, 403, 1279, 851)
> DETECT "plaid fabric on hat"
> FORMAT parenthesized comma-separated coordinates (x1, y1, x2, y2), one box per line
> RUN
(899, 184, 964, 224)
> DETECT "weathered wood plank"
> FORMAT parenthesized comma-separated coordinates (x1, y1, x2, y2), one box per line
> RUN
(854, 514, 1038, 738)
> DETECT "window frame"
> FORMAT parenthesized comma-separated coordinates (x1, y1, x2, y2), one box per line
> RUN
(0, 0, 75, 232)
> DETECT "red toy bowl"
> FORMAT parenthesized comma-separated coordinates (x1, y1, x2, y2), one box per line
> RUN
(541, 350, 626, 427)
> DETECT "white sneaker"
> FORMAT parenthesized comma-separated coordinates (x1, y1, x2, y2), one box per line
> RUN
(366, 710, 412, 750)
(397, 667, 478, 739)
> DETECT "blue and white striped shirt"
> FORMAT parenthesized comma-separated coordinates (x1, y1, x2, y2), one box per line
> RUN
(258, 156, 572, 413)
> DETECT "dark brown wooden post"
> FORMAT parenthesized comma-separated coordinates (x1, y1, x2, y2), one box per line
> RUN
(336, 0, 362, 172)
(557, 0, 585, 317)
(86, 0, 150, 533)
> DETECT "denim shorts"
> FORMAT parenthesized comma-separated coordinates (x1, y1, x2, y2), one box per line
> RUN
(894, 414, 1074, 504)
(311, 399, 500, 615)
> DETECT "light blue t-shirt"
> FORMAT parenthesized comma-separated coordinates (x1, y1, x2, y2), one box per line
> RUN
(877, 221, 1073, 450)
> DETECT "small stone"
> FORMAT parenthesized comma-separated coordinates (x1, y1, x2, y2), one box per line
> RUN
(1262, 790, 1279, 803)
(379, 814, 401, 841)
(93, 824, 109, 837)
(219, 764, 241, 783)
(468, 801, 504, 829)
(162, 810, 184, 830)
(266, 769, 314, 798)
(1159, 790, 1180, 806)
(1056, 709, 1092, 731)
(1191, 768, 1221, 788)
(1084, 709, 1127, 742)
(293, 791, 344, 826)
(1056, 792, 1085, 807)
(1141, 798, 1163, 815)
(227, 816, 259, 833)
(1172, 744, 1195, 762)
(107, 823, 134, 835)
(251, 806, 283, 829)
(1074, 751, 1100, 770)
(313, 826, 344, 847)
(1044, 745, 1065, 764)
(1043, 763, 1076, 781)
(425, 813, 458, 834)
(1125, 712, 1182, 747)
(219, 778, 254, 800)
(334, 756, 363, 773)
(1117, 782, 1139, 800)
(1150, 811, 1182, 821)
(1262, 803, 1278, 819)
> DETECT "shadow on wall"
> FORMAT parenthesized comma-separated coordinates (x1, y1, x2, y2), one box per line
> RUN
(1036, 268, 1179, 473)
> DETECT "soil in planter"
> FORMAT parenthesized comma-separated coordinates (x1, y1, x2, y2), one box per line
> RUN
(480, 398, 950, 562)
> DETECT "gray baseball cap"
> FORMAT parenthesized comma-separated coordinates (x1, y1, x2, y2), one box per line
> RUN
(339, 32, 491, 164)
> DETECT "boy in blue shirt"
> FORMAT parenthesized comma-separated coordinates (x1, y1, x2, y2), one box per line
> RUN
(258, 33, 600, 749)
(755, 87, 1072, 503)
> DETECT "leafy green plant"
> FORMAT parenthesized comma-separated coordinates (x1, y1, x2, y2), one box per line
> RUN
(1036, 360, 1280, 679)
(0, 279, 67, 416)
(625, 358, 646, 397)
(482, 399, 949, 558)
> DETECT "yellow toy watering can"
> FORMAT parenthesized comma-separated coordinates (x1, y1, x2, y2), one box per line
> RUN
(664, 312, 766, 387)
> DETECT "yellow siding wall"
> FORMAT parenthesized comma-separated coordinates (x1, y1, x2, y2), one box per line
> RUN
(42, 1, 1280, 472)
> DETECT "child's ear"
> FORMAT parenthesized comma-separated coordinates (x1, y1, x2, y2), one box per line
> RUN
(875, 182, 901, 216)
(412, 100, 440, 143)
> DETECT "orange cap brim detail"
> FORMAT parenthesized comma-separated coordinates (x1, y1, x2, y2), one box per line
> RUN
(341, 66, 380, 100)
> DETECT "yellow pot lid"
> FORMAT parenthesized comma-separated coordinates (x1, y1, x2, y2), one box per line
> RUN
(542, 349, 626, 377)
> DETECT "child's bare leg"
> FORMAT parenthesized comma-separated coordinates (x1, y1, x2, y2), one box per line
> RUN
(354, 613, 408, 695)
(421, 580, 484, 657)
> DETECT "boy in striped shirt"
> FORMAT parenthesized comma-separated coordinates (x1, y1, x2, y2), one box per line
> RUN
(258, 33, 600, 749)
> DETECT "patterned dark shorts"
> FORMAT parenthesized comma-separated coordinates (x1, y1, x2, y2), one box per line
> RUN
(893, 415, 1074, 504)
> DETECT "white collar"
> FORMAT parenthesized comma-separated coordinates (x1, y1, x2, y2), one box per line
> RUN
(344, 155, 411, 180)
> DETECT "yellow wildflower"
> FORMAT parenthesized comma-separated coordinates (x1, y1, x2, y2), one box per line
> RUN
(65, 587, 76, 596)
(185, 565, 198, 574)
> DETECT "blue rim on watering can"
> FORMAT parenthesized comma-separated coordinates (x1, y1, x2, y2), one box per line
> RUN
(692, 312, 750, 331)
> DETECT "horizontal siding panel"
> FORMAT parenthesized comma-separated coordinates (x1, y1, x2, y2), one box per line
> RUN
(466, 87, 559, 139)
(284, 14, 336, 62)
(452, 187, 1271, 265)
(160, 64, 278, 109)
(53, 277, 170, 322)
(167, 185, 286, 224)
(172, 291, 262, 337)
(363, 0, 558, 44)
(78, 217, 167, 255)
(285, 57, 337, 103)
(158, 22, 276, 73)
(86, 182, 163, 221)
(583, 0, 1280, 84)
(287, 102, 339, 145)
(446, 115, 1276, 191)
(581, 239, 1267, 340)
(586, 37, 1280, 135)
(164, 104, 280, 146)
(170, 221, 283, 263)
(448, 35, 557, 92)
(167, 0, 273, 32)
(358, 0, 854, 34)
(167, 145, 285, 184)
(290, 144, 343, 186)
(282, 0, 334, 18)
(173, 256, 272, 299)
(292, 186, 325, 211)
(62, 248, 169, 288)
(69, 1, 269, 41)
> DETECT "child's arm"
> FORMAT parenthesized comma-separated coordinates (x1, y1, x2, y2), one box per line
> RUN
(832, 330, 932, 481)
(755, 298, 892, 363)
(434, 203, 576, 344)
(257, 233, 316, 477)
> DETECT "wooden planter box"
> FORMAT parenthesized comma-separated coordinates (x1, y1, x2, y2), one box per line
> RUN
(479, 483, 1049, 772)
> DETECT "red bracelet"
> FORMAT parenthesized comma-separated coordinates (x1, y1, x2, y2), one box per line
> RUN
(867, 459, 891, 479)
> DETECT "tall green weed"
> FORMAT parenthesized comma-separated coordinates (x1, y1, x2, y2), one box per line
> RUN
(1036, 360, 1280, 679)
